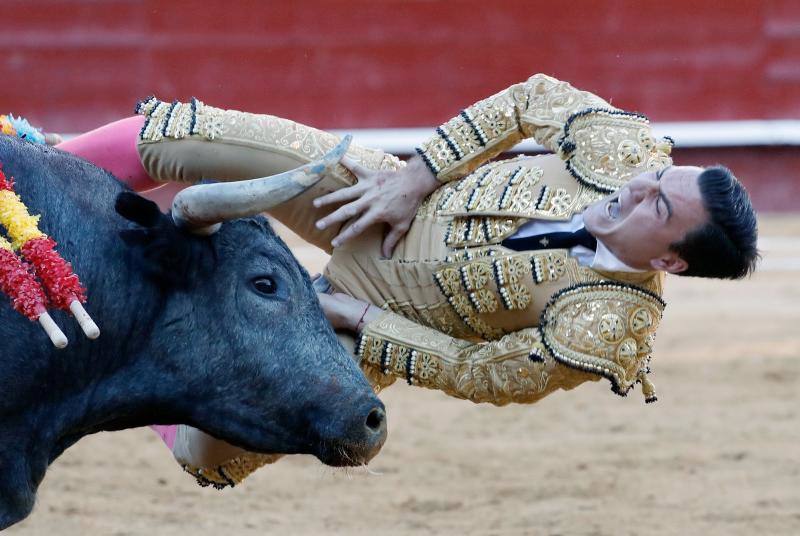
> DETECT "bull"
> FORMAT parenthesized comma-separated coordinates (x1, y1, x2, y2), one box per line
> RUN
(0, 134, 387, 529)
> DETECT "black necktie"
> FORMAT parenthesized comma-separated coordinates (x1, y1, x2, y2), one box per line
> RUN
(501, 226, 598, 252)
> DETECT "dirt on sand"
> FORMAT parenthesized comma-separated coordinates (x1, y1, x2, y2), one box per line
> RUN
(8, 215, 800, 536)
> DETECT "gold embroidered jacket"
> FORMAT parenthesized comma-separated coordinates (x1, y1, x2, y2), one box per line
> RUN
(339, 74, 674, 406)
(133, 74, 674, 408)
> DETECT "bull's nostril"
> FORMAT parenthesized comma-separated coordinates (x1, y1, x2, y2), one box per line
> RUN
(365, 407, 385, 432)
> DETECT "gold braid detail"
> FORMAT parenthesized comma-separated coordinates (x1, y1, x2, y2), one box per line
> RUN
(182, 452, 282, 490)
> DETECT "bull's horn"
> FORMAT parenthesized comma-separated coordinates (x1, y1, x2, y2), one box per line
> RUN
(171, 134, 352, 234)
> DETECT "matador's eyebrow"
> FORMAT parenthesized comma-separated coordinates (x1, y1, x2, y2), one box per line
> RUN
(655, 167, 673, 220)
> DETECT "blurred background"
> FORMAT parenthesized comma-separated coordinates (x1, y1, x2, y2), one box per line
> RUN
(4, 1, 800, 535)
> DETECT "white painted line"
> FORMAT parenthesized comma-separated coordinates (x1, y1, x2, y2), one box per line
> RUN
(329, 120, 800, 153)
(61, 119, 800, 153)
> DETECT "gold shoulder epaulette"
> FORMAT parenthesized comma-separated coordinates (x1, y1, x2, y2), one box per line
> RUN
(558, 108, 674, 193)
(539, 281, 665, 402)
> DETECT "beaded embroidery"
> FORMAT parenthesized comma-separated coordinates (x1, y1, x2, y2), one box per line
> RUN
(416, 97, 518, 178)
(356, 333, 441, 387)
(538, 281, 665, 401)
(433, 265, 505, 340)
(137, 96, 231, 142)
(558, 108, 674, 193)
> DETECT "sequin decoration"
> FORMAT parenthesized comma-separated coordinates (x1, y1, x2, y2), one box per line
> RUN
(558, 108, 674, 193)
(539, 281, 665, 401)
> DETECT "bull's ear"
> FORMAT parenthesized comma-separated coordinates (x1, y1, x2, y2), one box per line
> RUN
(115, 191, 163, 228)
(115, 192, 196, 287)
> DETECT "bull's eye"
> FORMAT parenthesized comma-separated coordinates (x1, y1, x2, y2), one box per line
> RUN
(252, 276, 277, 295)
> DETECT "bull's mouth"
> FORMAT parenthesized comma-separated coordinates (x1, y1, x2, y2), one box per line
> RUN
(316, 436, 386, 467)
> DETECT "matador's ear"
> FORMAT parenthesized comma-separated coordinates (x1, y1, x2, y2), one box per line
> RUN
(115, 192, 197, 287)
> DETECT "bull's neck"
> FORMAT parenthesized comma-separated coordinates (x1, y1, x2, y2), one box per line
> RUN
(0, 349, 186, 530)
(55, 350, 185, 456)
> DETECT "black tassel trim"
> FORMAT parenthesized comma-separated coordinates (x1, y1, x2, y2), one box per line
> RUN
(162, 100, 178, 136)
(380, 342, 391, 375)
(460, 110, 487, 146)
(534, 185, 550, 211)
(562, 107, 649, 137)
(528, 349, 545, 363)
(134, 95, 156, 115)
(189, 97, 199, 135)
(216, 466, 236, 488)
(138, 116, 151, 141)
(405, 351, 414, 385)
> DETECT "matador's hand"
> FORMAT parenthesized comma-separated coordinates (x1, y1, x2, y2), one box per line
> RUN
(313, 154, 439, 258)
(317, 292, 381, 332)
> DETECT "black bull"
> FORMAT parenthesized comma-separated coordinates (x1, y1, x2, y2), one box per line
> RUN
(0, 136, 386, 529)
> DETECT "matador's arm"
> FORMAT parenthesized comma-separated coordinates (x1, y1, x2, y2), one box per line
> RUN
(358, 280, 666, 405)
(415, 73, 614, 182)
(357, 309, 597, 406)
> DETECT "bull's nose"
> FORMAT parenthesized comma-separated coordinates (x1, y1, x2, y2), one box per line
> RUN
(359, 405, 387, 463)
(312, 398, 388, 466)
(365, 407, 385, 433)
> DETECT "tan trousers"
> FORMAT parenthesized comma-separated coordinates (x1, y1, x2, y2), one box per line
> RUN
(138, 110, 404, 253)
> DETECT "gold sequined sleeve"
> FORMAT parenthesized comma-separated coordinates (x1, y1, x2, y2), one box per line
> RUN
(356, 310, 595, 406)
(415, 73, 613, 182)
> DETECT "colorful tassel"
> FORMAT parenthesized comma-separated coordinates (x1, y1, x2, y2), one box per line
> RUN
(6, 114, 46, 144)
(0, 166, 97, 345)
(0, 236, 47, 320)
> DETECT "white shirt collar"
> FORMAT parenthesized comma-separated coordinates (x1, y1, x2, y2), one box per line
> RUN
(591, 240, 643, 273)
(557, 214, 643, 272)
(508, 214, 643, 273)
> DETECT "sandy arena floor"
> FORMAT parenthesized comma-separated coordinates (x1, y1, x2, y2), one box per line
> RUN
(8, 215, 800, 536)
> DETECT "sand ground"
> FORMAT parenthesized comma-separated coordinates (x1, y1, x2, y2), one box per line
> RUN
(7, 215, 800, 536)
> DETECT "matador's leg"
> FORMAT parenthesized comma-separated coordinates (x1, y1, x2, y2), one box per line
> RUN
(135, 97, 404, 253)
(56, 116, 162, 192)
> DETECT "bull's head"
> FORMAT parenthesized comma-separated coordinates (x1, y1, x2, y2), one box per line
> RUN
(113, 137, 386, 467)
(0, 135, 387, 530)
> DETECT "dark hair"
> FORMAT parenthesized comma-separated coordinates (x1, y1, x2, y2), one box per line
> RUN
(670, 166, 759, 279)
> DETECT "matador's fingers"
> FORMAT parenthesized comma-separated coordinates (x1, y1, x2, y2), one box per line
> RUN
(316, 198, 367, 231)
(331, 209, 379, 248)
(313, 181, 365, 208)
(381, 223, 410, 258)
(340, 155, 371, 177)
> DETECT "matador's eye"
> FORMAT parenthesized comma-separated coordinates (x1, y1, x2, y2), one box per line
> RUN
(252, 276, 277, 295)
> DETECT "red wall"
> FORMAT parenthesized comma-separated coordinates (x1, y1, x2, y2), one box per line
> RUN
(3, 1, 799, 210)
(4, 0, 800, 131)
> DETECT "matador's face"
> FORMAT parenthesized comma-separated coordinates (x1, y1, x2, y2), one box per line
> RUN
(583, 166, 708, 273)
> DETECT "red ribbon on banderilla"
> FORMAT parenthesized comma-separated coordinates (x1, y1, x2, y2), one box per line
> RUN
(0, 166, 98, 348)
